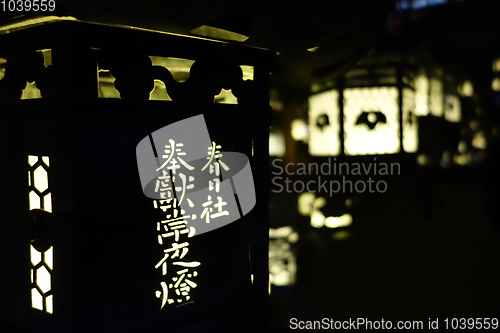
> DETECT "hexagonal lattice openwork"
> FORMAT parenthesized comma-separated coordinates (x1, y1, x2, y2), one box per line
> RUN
(28, 155, 53, 314)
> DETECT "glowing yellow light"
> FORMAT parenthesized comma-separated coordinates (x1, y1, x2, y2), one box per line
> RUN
(417, 154, 428, 165)
(30, 245, 41, 266)
(307, 46, 320, 52)
(37, 266, 51, 294)
(308, 89, 341, 156)
(453, 153, 471, 166)
(492, 78, 500, 91)
(0, 16, 77, 33)
(458, 140, 467, 154)
(444, 95, 461, 123)
(403, 88, 418, 153)
(345, 198, 352, 207)
(269, 131, 286, 157)
(344, 87, 400, 155)
(461, 81, 474, 97)
(298, 193, 316, 215)
(33, 166, 48, 192)
(28, 156, 38, 166)
(21, 82, 42, 100)
(415, 74, 429, 116)
(44, 193, 52, 213)
(46, 295, 53, 314)
(493, 59, 500, 72)
(45, 246, 53, 270)
(430, 79, 443, 117)
(310, 210, 325, 228)
(190, 25, 249, 42)
(31, 288, 43, 311)
(269, 226, 297, 286)
(332, 231, 350, 240)
(325, 214, 353, 228)
(251, 274, 254, 284)
(472, 131, 487, 149)
(29, 191, 41, 210)
(291, 119, 309, 141)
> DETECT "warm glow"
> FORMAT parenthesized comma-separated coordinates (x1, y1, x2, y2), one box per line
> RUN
(269, 131, 286, 157)
(269, 226, 298, 286)
(472, 131, 487, 149)
(492, 78, 500, 91)
(444, 95, 461, 123)
(430, 79, 443, 117)
(461, 81, 474, 97)
(325, 214, 353, 228)
(291, 119, 309, 141)
(493, 58, 500, 72)
(190, 25, 249, 42)
(29, 156, 53, 314)
(344, 87, 400, 155)
(308, 89, 341, 156)
(414, 74, 429, 116)
(402, 88, 418, 153)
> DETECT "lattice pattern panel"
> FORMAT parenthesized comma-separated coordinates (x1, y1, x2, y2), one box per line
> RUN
(28, 155, 53, 314)
(308, 89, 341, 156)
(344, 87, 400, 155)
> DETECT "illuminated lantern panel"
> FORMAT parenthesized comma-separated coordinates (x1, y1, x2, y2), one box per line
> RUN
(402, 88, 418, 153)
(298, 193, 353, 229)
(344, 87, 400, 155)
(28, 155, 53, 314)
(414, 74, 430, 116)
(430, 78, 444, 117)
(444, 94, 461, 123)
(269, 226, 298, 287)
(308, 89, 341, 156)
(269, 130, 286, 157)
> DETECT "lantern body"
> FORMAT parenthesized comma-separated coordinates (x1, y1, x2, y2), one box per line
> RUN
(0, 21, 270, 333)
(307, 62, 418, 156)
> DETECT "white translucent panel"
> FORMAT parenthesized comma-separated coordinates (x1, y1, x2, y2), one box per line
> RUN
(43, 193, 52, 213)
(269, 131, 286, 157)
(31, 245, 42, 266)
(31, 288, 43, 311)
(291, 119, 308, 141)
(402, 88, 418, 153)
(29, 191, 41, 210)
(45, 246, 53, 270)
(241, 65, 254, 81)
(344, 87, 400, 155)
(308, 89, 341, 156)
(42, 156, 49, 166)
(28, 171, 31, 186)
(430, 79, 443, 116)
(414, 74, 429, 116)
(36, 265, 51, 294)
(444, 94, 461, 123)
(46, 295, 53, 314)
(28, 155, 38, 166)
(33, 166, 48, 192)
(31, 269, 34, 283)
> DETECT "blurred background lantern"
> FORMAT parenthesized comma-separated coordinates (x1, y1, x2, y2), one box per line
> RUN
(0, 19, 271, 333)
(307, 55, 419, 157)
